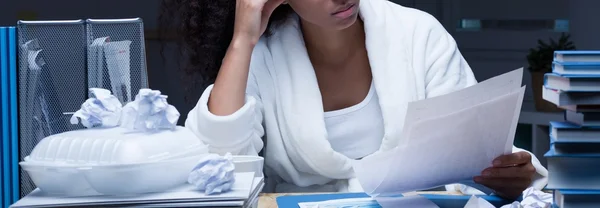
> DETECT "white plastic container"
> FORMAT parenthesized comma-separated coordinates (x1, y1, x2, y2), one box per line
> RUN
(20, 126, 209, 196)
(26, 126, 204, 165)
(232, 155, 264, 177)
(20, 162, 99, 196)
(80, 154, 203, 195)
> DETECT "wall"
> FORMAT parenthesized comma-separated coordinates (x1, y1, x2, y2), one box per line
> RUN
(569, 0, 600, 50)
(450, 0, 567, 103)
(0, 0, 161, 27)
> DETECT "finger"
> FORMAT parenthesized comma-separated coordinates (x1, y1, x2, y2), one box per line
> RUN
(493, 152, 531, 167)
(491, 187, 522, 200)
(263, 0, 285, 17)
(481, 164, 536, 178)
(473, 176, 530, 190)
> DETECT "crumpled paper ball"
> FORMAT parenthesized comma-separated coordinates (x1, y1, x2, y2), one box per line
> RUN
(70, 88, 123, 128)
(188, 153, 236, 195)
(511, 187, 553, 208)
(120, 89, 180, 132)
(464, 187, 553, 208)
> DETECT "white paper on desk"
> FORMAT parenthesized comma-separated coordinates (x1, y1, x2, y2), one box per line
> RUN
(298, 198, 379, 208)
(298, 195, 439, 208)
(375, 195, 440, 208)
(464, 195, 496, 208)
(10, 173, 256, 208)
(354, 69, 526, 197)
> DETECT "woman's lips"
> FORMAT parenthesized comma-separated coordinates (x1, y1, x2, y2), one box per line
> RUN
(332, 4, 356, 19)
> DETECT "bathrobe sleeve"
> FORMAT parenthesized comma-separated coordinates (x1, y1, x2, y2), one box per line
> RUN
(416, 14, 477, 97)
(413, 14, 549, 193)
(184, 62, 265, 156)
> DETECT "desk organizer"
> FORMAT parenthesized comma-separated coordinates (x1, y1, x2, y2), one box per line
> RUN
(86, 18, 149, 103)
(15, 18, 150, 198)
(17, 20, 87, 198)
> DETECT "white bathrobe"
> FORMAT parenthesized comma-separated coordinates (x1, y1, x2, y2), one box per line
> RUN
(185, 0, 548, 193)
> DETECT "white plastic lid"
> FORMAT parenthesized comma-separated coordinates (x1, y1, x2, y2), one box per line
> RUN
(27, 126, 206, 165)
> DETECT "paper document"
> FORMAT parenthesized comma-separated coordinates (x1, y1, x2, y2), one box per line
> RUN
(298, 195, 439, 208)
(354, 68, 526, 197)
(10, 173, 256, 208)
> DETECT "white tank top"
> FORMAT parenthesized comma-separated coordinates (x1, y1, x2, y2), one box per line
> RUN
(323, 82, 385, 159)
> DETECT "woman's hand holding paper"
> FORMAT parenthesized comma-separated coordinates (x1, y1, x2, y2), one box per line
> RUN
(473, 151, 536, 200)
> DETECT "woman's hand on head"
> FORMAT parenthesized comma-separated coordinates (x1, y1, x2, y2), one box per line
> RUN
(234, 0, 285, 45)
(473, 152, 536, 200)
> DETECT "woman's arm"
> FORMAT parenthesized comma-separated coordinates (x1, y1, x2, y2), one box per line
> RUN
(186, 38, 267, 156)
(208, 38, 256, 116)
(185, 56, 265, 155)
(185, 0, 283, 155)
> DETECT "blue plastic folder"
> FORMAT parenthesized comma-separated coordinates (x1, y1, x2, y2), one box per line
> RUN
(9, 26, 19, 205)
(276, 193, 515, 208)
(0, 26, 18, 208)
(1, 26, 10, 208)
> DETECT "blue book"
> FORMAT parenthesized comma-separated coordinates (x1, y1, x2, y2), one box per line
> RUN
(544, 73, 600, 92)
(8, 27, 18, 203)
(554, 50, 600, 62)
(543, 87, 600, 107)
(545, 147, 600, 190)
(276, 193, 516, 208)
(554, 189, 600, 208)
(552, 61, 600, 76)
(550, 121, 600, 143)
(564, 110, 600, 126)
(1, 26, 10, 208)
(550, 135, 600, 154)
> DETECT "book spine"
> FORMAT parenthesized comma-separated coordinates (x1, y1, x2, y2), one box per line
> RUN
(8, 26, 19, 203)
(0, 26, 9, 208)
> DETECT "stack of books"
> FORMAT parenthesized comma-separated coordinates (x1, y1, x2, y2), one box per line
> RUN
(10, 173, 264, 208)
(542, 51, 600, 208)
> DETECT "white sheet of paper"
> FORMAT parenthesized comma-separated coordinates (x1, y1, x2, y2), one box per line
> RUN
(375, 195, 440, 208)
(397, 68, 523, 148)
(464, 195, 496, 208)
(120, 177, 265, 208)
(354, 68, 526, 197)
(10, 173, 256, 208)
(297, 195, 440, 208)
(298, 198, 379, 208)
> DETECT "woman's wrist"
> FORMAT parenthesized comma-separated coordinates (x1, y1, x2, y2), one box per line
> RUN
(231, 35, 258, 49)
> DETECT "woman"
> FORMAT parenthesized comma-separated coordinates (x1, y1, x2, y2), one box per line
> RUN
(160, 0, 547, 199)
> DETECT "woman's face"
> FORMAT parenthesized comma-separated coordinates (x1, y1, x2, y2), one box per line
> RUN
(286, 0, 360, 30)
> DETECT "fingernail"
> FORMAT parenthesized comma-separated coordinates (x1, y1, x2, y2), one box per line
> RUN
(482, 171, 491, 176)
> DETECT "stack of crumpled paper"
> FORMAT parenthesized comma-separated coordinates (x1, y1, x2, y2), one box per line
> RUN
(464, 187, 553, 208)
(70, 88, 179, 131)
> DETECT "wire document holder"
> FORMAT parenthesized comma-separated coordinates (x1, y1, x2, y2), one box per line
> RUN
(16, 18, 150, 197)
(17, 20, 87, 197)
(86, 18, 149, 103)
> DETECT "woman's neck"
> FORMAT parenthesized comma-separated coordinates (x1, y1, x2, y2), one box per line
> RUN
(301, 18, 366, 66)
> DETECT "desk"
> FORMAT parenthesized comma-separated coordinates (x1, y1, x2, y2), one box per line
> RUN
(257, 191, 463, 208)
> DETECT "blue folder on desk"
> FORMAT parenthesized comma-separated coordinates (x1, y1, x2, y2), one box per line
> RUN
(1, 26, 18, 208)
(276, 193, 515, 208)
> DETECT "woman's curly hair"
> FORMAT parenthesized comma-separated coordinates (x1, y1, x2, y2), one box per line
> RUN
(159, 0, 293, 103)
